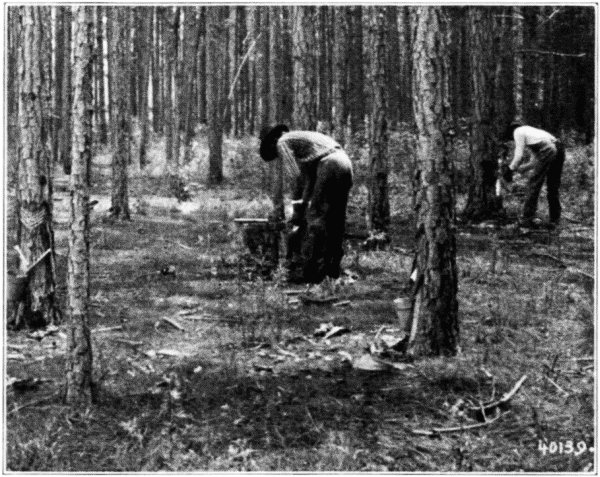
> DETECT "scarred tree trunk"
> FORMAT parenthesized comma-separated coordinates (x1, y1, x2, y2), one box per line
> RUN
(292, 6, 317, 130)
(462, 7, 502, 222)
(369, 7, 390, 234)
(110, 7, 131, 219)
(17, 6, 60, 329)
(410, 6, 459, 357)
(66, 5, 94, 407)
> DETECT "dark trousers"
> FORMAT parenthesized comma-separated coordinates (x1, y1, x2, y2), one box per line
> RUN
(523, 141, 565, 223)
(287, 151, 353, 283)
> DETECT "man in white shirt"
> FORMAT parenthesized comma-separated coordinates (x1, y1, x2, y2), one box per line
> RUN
(505, 121, 565, 228)
(259, 124, 353, 283)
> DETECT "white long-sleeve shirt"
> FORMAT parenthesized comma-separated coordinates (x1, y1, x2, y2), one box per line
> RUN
(510, 126, 557, 170)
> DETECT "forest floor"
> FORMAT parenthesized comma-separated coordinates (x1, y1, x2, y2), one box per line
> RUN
(5, 137, 595, 472)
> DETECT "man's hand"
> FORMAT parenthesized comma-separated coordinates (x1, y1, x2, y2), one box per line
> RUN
(501, 163, 513, 183)
(290, 200, 307, 226)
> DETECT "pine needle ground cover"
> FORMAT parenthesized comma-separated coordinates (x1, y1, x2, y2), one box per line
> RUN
(5, 137, 594, 472)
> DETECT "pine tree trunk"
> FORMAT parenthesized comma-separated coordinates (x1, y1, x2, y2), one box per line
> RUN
(110, 7, 131, 219)
(7, 8, 19, 119)
(228, 7, 240, 137)
(462, 7, 501, 222)
(331, 7, 347, 143)
(268, 6, 282, 125)
(386, 7, 401, 129)
(369, 7, 390, 234)
(398, 7, 413, 123)
(66, 5, 93, 407)
(182, 7, 200, 162)
(172, 8, 182, 166)
(197, 7, 207, 125)
(60, 7, 73, 174)
(52, 7, 65, 164)
(316, 7, 330, 130)
(95, 6, 108, 145)
(256, 8, 270, 134)
(347, 6, 364, 136)
(161, 8, 174, 166)
(152, 8, 162, 134)
(207, 6, 225, 185)
(17, 5, 59, 329)
(512, 6, 524, 120)
(138, 7, 151, 168)
(292, 6, 317, 130)
(410, 6, 459, 357)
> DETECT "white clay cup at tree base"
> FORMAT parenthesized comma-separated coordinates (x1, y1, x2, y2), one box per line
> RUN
(394, 296, 411, 332)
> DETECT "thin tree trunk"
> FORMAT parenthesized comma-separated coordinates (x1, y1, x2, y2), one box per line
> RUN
(60, 7, 73, 174)
(17, 6, 59, 329)
(331, 7, 347, 143)
(152, 8, 162, 134)
(66, 5, 93, 407)
(512, 6, 524, 120)
(138, 7, 151, 168)
(369, 7, 390, 234)
(52, 7, 65, 164)
(207, 6, 226, 185)
(292, 6, 317, 130)
(197, 7, 207, 125)
(268, 6, 282, 125)
(257, 8, 270, 134)
(347, 6, 364, 136)
(463, 7, 502, 222)
(110, 7, 131, 219)
(94, 6, 108, 145)
(410, 6, 459, 357)
(183, 7, 200, 162)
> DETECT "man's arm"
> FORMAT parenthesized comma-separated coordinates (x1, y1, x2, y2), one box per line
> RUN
(509, 128, 526, 171)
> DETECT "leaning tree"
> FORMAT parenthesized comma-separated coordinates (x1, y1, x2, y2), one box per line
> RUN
(408, 6, 459, 357)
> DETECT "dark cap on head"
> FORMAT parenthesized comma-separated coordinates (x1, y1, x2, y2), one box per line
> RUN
(504, 119, 524, 140)
(259, 124, 289, 161)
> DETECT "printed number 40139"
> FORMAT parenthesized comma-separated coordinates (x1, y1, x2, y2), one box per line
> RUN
(538, 440, 594, 456)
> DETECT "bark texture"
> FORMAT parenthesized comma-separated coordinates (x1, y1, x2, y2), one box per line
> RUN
(410, 6, 459, 357)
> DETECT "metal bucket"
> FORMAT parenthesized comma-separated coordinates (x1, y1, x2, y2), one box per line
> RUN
(394, 296, 412, 331)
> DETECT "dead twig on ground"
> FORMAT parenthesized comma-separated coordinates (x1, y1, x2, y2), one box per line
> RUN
(468, 375, 527, 421)
(159, 237, 195, 251)
(411, 411, 510, 436)
(543, 374, 569, 396)
(160, 317, 186, 332)
(92, 325, 123, 333)
(526, 252, 566, 268)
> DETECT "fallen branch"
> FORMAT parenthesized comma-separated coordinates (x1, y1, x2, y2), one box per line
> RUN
(412, 411, 510, 436)
(161, 317, 185, 332)
(92, 325, 123, 333)
(159, 237, 195, 251)
(468, 375, 527, 421)
(543, 374, 569, 395)
(114, 339, 144, 347)
(518, 48, 586, 58)
(526, 252, 566, 268)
